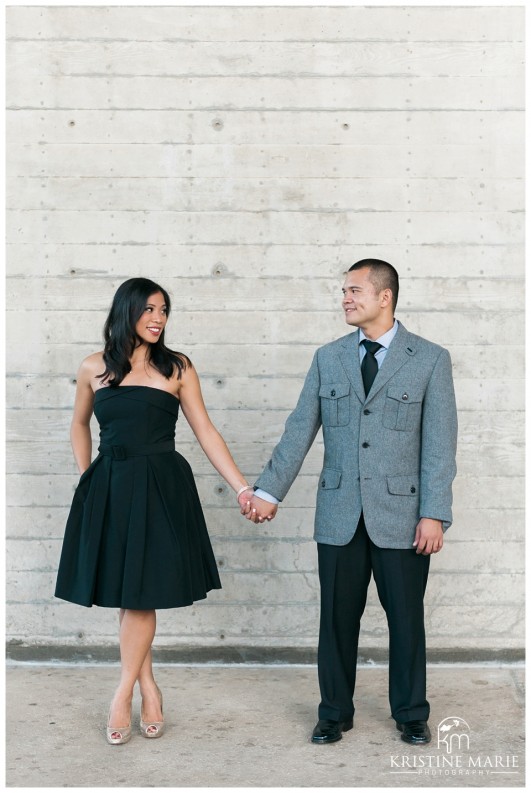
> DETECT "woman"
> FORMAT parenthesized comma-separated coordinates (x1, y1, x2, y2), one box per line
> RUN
(55, 277, 256, 745)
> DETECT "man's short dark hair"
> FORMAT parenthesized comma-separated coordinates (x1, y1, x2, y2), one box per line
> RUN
(348, 259, 399, 312)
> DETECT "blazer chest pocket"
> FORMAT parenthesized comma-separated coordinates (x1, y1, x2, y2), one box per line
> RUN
(383, 386, 423, 431)
(319, 382, 350, 427)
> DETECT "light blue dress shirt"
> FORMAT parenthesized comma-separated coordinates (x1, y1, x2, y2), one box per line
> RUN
(255, 320, 399, 504)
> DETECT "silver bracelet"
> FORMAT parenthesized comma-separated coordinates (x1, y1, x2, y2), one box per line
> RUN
(236, 485, 254, 500)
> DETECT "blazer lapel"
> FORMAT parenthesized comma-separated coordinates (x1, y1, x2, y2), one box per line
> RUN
(337, 331, 366, 405)
(365, 322, 415, 404)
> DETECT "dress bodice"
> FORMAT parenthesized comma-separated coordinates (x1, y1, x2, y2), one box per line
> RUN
(94, 386, 180, 447)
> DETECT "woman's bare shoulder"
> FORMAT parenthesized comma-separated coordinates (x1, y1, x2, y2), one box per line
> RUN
(77, 351, 105, 379)
(169, 354, 194, 395)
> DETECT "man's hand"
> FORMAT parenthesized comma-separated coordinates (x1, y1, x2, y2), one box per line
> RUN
(413, 518, 444, 555)
(242, 495, 278, 524)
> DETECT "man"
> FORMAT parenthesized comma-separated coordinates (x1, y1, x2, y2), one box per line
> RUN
(244, 259, 458, 745)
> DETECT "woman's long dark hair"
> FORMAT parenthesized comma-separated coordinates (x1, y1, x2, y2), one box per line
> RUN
(98, 278, 191, 386)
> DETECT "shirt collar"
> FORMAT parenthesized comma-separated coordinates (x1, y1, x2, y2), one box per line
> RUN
(359, 318, 399, 350)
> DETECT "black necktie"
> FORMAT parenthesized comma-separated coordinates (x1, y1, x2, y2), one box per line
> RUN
(361, 339, 383, 395)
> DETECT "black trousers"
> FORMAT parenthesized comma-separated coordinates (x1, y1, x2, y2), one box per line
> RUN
(317, 514, 430, 723)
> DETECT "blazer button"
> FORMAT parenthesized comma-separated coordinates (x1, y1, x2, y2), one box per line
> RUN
(410, 486, 416, 493)
(362, 442, 370, 448)
(363, 409, 371, 415)
(330, 390, 336, 397)
(402, 393, 409, 401)
(322, 480, 326, 487)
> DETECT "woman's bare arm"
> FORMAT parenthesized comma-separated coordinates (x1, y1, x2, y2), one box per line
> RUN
(178, 363, 250, 497)
(70, 354, 100, 474)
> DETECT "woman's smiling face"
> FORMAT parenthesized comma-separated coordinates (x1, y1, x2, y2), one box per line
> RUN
(134, 291, 168, 344)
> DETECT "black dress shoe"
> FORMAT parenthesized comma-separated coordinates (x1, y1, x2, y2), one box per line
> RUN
(396, 720, 431, 744)
(311, 718, 353, 744)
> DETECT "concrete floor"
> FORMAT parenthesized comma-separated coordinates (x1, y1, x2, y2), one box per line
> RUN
(6, 663, 525, 788)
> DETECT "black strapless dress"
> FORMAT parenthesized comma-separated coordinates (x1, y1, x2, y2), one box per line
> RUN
(55, 386, 222, 609)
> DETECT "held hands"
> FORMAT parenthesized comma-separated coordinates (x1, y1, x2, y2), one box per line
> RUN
(413, 518, 444, 555)
(239, 494, 278, 524)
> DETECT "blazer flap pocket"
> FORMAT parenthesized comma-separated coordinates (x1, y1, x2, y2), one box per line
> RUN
(320, 468, 342, 490)
(319, 382, 350, 400)
(387, 474, 419, 496)
(386, 386, 423, 404)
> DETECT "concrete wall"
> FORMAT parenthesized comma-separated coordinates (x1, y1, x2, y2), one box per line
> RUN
(6, 6, 524, 654)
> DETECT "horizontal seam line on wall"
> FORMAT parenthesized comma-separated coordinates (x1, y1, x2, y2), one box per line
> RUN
(8, 176, 526, 179)
(6, 306, 525, 312)
(5, 243, 525, 248)
(6, 209, 525, 215)
(6, 104, 525, 111)
(6, 106, 525, 115)
(6, 270, 523, 282)
(6, 38, 526, 43)
(14, 72, 522, 78)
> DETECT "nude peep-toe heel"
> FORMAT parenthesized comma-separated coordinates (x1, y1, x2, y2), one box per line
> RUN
(140, 686, 164, 739)
(106, 704, 132, 745)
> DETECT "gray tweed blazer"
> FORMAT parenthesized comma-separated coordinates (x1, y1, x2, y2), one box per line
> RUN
(255, 321, 458, 548)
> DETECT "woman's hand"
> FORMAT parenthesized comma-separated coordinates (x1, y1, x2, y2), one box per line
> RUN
(237, 489, 253, 515)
